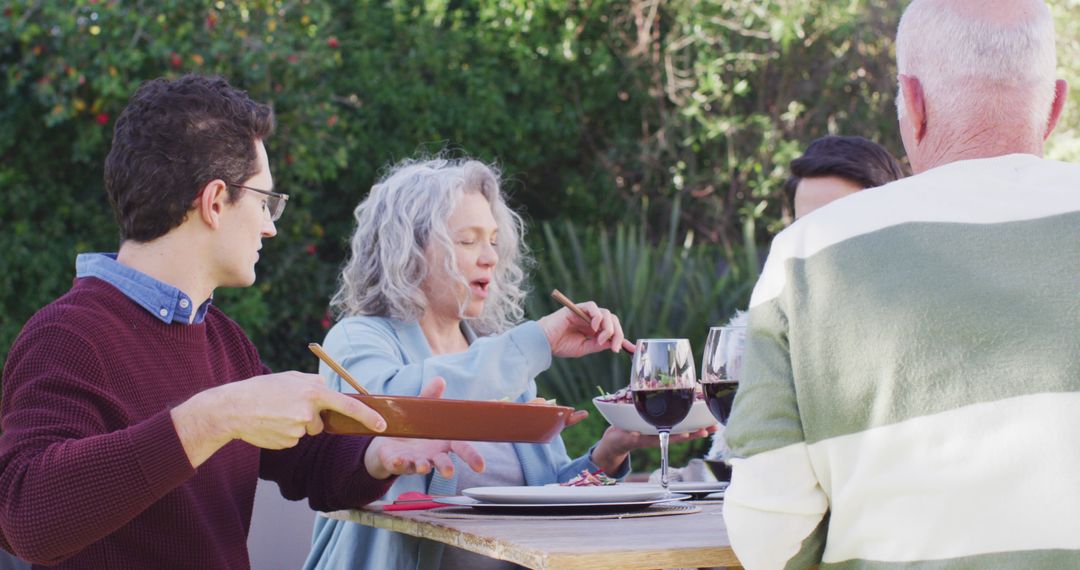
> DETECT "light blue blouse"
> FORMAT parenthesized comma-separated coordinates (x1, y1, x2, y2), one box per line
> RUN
(302, 316, 629, 569)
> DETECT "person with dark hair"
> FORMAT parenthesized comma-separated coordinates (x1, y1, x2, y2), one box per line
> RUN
(783, 135, 906, 219)
(0, 75, 484, 569)
(705, 135, 904, 467)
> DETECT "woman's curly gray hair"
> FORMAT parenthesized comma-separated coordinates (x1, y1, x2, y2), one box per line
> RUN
(331, 156, 529, 335)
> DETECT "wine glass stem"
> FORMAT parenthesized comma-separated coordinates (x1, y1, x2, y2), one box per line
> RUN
(659, 430, 671, 492)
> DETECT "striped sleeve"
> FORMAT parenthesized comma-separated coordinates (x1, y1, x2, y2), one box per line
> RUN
(723, 255, 829, 570)
(723, 155, 1080, 569)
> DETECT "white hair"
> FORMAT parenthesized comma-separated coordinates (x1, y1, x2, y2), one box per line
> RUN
(895, 0, 1057, 137)
(331, 156, 529, 335)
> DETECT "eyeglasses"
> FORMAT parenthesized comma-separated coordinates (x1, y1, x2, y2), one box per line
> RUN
(227, 183, 289, 222)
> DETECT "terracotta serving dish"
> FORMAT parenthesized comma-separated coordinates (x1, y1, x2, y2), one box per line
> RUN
(322, 394, 575, 443)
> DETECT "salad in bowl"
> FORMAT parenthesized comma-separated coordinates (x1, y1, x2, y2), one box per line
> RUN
(592, 386, 717, 436)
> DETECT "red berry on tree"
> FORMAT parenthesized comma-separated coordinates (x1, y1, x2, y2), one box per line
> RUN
(170, 52, 182, 68)
(327, 37, 340, 49)
(96, 113, 110, 125)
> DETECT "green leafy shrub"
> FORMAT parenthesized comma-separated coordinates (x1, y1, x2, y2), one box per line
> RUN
(0, 1, 349, 371)
(3, 0, 1078, 376)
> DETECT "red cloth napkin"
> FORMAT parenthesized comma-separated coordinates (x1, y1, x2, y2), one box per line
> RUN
(382, 491, 445, 511)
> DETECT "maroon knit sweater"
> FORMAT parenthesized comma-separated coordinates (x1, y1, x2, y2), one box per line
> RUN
(0, 278, 394, 568)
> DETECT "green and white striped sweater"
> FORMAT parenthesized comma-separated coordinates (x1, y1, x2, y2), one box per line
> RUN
(722, 154, 1080, 570)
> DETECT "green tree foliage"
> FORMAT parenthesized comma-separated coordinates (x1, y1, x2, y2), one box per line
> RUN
(604, 0, 908, 245)
(2, 0, 1079, 378)
(1, 1, 351, 370)
(1048, 0, 1080, 162)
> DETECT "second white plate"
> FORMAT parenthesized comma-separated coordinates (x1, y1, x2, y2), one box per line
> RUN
(462, 485, 668, 504)
(436, 494, 689, 513)
(613, 481, 728, 499)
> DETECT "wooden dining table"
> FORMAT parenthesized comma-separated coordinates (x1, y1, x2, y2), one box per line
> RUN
(325, 500, 743, 569)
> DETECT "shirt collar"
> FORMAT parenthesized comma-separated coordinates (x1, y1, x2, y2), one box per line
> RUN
(75, 252, 212, 324)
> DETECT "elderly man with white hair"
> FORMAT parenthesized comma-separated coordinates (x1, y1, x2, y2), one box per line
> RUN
(722, 0, 1075, 568)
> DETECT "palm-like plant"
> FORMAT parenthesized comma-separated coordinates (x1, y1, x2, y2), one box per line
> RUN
(525, 219, 759, 406)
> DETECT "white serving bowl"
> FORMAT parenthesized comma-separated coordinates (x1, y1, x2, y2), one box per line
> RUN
(592, 396, 717, 436)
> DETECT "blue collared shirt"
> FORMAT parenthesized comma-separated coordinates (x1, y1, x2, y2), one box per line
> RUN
(75, 253, 212, 324)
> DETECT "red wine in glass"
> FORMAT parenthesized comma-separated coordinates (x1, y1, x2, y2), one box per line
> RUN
(630, 338, 697, 493)
(633, 388, 695, 430)
(701, 325, 745, 424)
(702, 381, 738, 424)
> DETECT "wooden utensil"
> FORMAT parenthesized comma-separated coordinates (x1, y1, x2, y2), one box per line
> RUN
(550, 289, 636, 352)
(308, 342, 371, 395)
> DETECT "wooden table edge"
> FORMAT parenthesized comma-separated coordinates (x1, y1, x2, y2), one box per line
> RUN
(325, 504, 743, 569)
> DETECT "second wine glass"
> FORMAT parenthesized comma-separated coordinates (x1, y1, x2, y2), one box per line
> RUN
(630, 338, 697, 493)
(700, 325, 746, 425)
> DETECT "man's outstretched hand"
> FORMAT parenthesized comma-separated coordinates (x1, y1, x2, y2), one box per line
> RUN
(363, 377, 486, 480)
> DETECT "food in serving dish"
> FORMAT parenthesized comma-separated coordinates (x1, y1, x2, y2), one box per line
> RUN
(561, 469, 617, 487)
(594, 386, 634, 404)
(595, 386, 706, 404)
(496, 396, 558, 405)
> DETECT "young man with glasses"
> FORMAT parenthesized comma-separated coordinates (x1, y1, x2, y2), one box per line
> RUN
(0, 74, 484, 568)
(227, 182, 289, 223)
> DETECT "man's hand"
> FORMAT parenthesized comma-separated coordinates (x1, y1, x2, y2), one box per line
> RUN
(171, 371, 387, 467)
(363, 377, 486, 480)
(537, 301, 632, 358)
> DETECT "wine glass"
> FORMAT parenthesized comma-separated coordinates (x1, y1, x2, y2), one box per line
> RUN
(700, 325, 746, 425)
(630, 338, 697, 493)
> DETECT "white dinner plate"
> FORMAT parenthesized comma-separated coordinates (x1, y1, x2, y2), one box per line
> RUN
(436, 494, 690, 513)
(462, 485, 668, 504)
(666, 481, 728, 495)
(618, 481, 728, 499)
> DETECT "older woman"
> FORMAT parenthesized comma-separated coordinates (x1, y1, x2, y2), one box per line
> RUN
(304, 157, 708, 569)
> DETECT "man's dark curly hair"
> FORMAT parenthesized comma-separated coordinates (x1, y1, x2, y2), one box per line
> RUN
(104, 74, 275, 242)
(783, 135, 905, 213)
